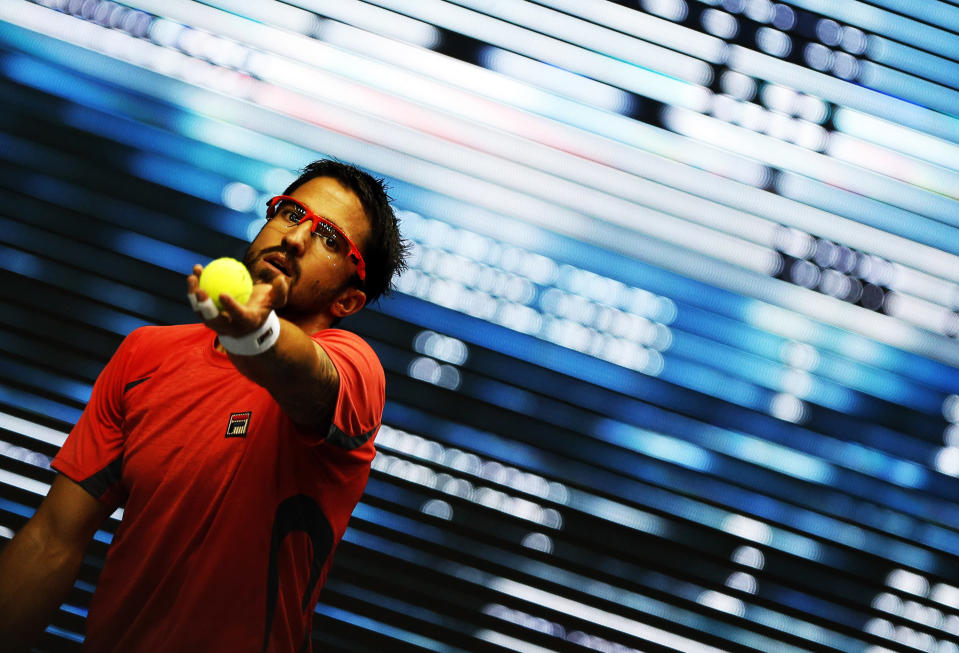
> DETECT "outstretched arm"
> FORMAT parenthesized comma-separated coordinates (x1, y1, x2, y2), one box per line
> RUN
(0, 474, 113, 651)
(186, 265, 340, 430)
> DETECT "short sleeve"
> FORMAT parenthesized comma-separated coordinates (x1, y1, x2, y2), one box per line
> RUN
(312, 329, 385, 450)
(51, 327, 147, 508)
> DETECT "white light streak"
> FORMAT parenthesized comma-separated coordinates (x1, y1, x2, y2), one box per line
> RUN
(453, 0, 709, 84)
(487, 579, 730, 653)
(270, 19, 768, 187)
(189, 0, 316, 33)
(721, 514, 773, 544)
(474, 630, 559, 653)
(697, 590, 746, 617)
(727, 45, 959, 146)
(665, 106, 959, 228)
(833, 108, 959, 175)
(290, 0, 441, 48)
(827, 133, 959, 202)
(883, 292, 956, 337)
(0, 469, 49, 497)
(0, 411, 68, 446)
(362, 0, 712, 110)
(479, 47, 633, 114)
(533, 0, 727, 63)
(247, 55, 781, 274)
(774, 173, 959, 286)
(702, 8, 738, 39)
(10, 1, 959, 369)
(886, 569, 930, 597)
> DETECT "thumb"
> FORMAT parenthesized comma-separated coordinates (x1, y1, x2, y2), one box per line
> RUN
(270, 274, 290, 308)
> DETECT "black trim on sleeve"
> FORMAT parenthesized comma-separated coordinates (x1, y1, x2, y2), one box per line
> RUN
(324, 423, 377, 450)
(123, 376, 151, 394)
(77, 455, 124, 500)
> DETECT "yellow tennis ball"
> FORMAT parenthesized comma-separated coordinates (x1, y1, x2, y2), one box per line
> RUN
(199, 257, 253, 310)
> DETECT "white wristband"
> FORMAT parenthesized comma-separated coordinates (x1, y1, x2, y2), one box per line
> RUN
(219, 310, 281, 356)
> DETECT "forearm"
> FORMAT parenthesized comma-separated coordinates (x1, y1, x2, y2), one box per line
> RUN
(226, 317, 337, 426)
(0, 520, 84, 651)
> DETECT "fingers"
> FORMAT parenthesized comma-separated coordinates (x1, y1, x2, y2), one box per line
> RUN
(187, 264, 218, 320)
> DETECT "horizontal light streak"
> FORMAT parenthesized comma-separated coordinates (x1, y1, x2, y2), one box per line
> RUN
(188, 0, 316, 34)
(0, 12, 767, 285)
(665, 105, 959, 233)
(785, 0, 959, 61)
(244, 57, 781, 251)
(535, 0, 727, 63)
(313, 21, 766, 185)
(479, 46, 633, 114)
(127, 0, 770, 188)
(246, 56, 780, 273)
(884, 293, 957, 338)
(862, 0, 959, 33)
(287, 0, 442, 48)
(867, 36, 959, 92)
(474, 630, 560, 653)
(0, 410, 67, 447)
(858, 61, 959, 120)
(7, 2, 959, 375)
(833, 109, 959, 175)
(726, 45, 959, 146)
(774, 172, 959, 261)
(889, 265, 959, 311)
(360, 0, 712, 111)
(0, 468, 48, 496)
(826, 134, 959, 202)
(445, 0, 713, 85)
(487, 578, 730, 653)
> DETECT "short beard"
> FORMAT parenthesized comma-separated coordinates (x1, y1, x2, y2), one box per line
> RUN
(242, 243, 351, 320)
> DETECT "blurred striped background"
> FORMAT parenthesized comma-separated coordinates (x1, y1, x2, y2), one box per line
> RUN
(2, 1, 959, 651)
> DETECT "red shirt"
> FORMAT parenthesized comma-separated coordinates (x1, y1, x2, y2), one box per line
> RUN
(51, 323, 384, 652)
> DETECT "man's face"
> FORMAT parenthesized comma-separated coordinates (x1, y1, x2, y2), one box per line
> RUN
(244, 176, 371, 319)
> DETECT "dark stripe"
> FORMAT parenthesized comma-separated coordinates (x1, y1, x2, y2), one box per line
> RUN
(123, 376, 151, 393)
(77, 455, 123, 500)
(324, 423, 377, 450)
(262, 495, 334, 653)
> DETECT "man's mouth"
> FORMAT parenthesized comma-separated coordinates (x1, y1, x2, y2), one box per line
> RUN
(263, 254, 293, 277)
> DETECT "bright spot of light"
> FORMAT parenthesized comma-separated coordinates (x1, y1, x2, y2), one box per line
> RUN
(221, 181, 258, 213)
(522, 532, 553, 554)
(421, 499, 453, 520)
(697, 590, 746, 617)
(756, 27, 791, 57)
(642, 0, 688, 22)
(732, 545, 765, 569)
(408, 357, 462, 390)
(413, 330, 469, 365)
(886, 569, 930, 597)
(934, 447, 959, 477)
(246, 218, 264, 241)
(942, 395, 959, 422)
(770, 393, 807, 423)
(721, 514, 772, 545)
(702, 9, 738, 39)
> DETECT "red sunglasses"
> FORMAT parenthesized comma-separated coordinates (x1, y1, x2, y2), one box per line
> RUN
(265, 196, 366, 283)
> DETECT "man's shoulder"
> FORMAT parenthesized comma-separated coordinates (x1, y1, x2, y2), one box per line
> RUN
(312, 328, 379, 362)
(118, 323, 211, 361)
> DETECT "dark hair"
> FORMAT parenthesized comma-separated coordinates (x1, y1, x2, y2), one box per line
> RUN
(284, 159, 408, 305)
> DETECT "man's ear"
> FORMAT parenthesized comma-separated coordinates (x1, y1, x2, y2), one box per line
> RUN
(330, 286, 367, 319)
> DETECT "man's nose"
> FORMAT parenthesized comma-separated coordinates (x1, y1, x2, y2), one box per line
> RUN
(281, 221, 313, 254)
